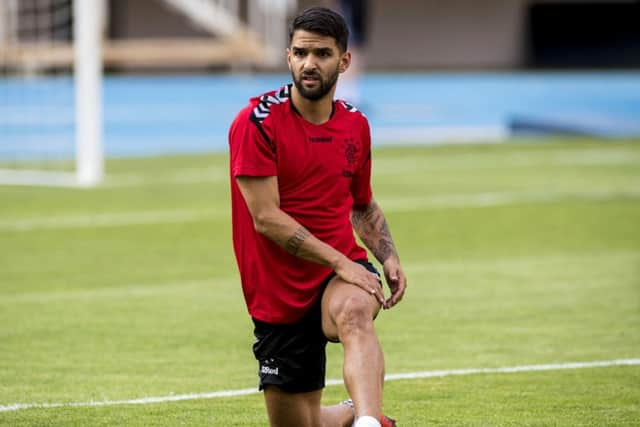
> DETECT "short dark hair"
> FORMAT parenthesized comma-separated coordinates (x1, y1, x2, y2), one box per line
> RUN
(289, 7, 349, 52)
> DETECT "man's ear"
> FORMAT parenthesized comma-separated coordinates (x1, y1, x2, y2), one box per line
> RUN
(339, 51, 352, 74)
(286, 48, 292, 71)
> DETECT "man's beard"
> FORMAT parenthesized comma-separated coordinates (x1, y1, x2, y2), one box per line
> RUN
(292, 66, 340, 101)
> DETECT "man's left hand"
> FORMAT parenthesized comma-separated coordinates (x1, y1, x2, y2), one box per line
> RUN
(382, 257, 406, 309)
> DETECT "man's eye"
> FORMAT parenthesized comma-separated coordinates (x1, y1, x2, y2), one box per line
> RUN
(294, 51, 306, 57)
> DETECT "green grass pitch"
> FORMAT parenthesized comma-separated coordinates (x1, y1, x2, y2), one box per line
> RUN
(1, 138, 639, 426)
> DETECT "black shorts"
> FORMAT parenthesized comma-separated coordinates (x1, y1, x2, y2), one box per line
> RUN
(252, 259, 380, 393)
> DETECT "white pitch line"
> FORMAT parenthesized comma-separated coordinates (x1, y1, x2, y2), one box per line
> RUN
(0, 209, 223, 232)
(378, 190, 640, 212)
(1, 358, 638, 413)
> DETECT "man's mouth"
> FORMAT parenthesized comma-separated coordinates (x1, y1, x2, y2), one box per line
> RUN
(302, 74, 320, 83)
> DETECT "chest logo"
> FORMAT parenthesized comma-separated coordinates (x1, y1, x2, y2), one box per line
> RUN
(309, 136, 333, 143)
(342, 137, 360, 166)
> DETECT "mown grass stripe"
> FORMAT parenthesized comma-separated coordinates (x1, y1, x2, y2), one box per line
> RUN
(2, 250, 636, 303)
(1, 189, 639, 232)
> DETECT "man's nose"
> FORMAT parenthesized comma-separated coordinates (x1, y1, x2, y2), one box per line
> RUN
(302, 54, 318, 71)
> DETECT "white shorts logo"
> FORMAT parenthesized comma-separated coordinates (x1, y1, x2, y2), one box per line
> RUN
(261, 366, 279, 376)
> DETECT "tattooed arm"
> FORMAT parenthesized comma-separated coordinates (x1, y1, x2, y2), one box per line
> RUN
(352, 200, 407, 308)
(235, 176, 385, 304)
(351, 199, 398, 264)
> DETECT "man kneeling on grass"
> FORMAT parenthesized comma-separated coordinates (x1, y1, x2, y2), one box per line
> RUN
(229, 7, 407, 427)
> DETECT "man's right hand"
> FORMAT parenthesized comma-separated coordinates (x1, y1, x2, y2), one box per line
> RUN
(333, 257, 385, 307)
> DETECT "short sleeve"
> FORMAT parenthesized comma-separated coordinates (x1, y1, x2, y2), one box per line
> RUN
(229, 105, 277, 177)
(351, 117, 373, 206)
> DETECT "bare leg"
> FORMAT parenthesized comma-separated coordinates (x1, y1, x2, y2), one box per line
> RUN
(321, 276, 385, 421)
(263, 386, 353, 427)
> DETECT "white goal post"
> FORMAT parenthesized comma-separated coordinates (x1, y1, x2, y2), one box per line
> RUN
(74, 0, 104, 187)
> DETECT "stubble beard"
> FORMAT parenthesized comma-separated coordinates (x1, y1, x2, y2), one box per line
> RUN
(292, 66, 340, 102)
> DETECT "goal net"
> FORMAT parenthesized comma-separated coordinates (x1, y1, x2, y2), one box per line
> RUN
(0, 0, 103, 187)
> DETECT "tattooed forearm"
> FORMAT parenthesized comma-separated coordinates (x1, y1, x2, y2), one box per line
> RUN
(352, 201, 398, 263)
(285, 227, 310, 256)
(376, 237, 396, 263)
(351, 202, 377, 231)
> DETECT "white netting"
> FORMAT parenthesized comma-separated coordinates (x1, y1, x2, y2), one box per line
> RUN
(0, 0, 75, 172)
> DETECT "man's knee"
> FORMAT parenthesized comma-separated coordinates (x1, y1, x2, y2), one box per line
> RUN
(335, 295, 376, 337)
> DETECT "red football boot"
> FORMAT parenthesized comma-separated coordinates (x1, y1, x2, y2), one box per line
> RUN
(380, 415, 397, 427)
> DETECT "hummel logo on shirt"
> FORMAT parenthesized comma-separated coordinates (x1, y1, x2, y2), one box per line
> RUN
(309, 136, 333, 143)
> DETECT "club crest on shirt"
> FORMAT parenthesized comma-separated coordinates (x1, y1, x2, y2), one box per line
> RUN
(341, 137, 359, 166)
(340, 137, 360, 178)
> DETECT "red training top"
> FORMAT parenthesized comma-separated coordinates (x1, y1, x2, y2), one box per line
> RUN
(229, 84, 373, 324)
